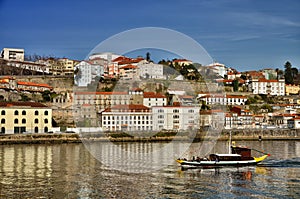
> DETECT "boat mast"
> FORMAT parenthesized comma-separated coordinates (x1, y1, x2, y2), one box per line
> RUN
(228, 131, 232, 154)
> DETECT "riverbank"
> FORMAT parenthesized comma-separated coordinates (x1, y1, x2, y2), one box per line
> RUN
(0, 129, 299, 144)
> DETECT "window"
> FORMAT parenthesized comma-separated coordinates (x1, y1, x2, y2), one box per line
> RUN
(173, 109, 179, 113)
(188, 109, 194, 113)
(34, 119, 38, 124)
(44, 119, 48, 124)
(44, 127, 48, 133)
(1, 127, 5, 134)
(34, 127, 38, 133)
(173, 115, 179, 119)
(158, 109, 164, 113)
(22, 110, 26, 115)
(1, 110, 5, 115)
(35, 111, 39, 116)
(14, 110, 19, 115)
(44, 110, 48, 115)
(1, 119, 5, 124)
(22, 119, 26, 124)
(14, 119, 18, 124)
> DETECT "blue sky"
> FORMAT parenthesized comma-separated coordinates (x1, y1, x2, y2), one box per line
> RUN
(0, 0, 299, 71)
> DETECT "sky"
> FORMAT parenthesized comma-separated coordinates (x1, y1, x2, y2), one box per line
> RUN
(0, 0, 299, 71)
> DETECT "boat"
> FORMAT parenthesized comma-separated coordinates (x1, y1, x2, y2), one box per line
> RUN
(177, 131, 270, 168)
(177, 144, 270, 169)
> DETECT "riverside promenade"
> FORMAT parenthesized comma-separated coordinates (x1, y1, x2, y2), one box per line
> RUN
(0, 129, 299, 145)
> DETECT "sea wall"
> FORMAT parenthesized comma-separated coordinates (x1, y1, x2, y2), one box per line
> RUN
(0, 129, 299, 145)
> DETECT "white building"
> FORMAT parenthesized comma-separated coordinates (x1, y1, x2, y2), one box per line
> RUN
(198, 93, 248, 105)
(137, 62, 165, 79)
(88, 52, 121, 63)
(100, 104, 152, 132)
(1, 48, 24, 61)
(74, 61, 104, 87)
(206, 62, 227, 78)
(143, 92, 167, 107)
(251, 79, 285, 96)
(152, 106, 200, 131)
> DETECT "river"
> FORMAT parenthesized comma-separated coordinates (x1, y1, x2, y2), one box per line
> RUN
(0, 140, 299, 198)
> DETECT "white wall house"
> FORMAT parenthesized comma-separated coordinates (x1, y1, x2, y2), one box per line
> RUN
(1, 48, 24, 61)
(74, 61, 104, 87)
(137, 62, 165, 79)
(152, 106, 200, 131)
(251, 79, 285, 96)
(100, 104, 152, 132)
(198, 93, 248, 105)
(143, 92, 167, 107)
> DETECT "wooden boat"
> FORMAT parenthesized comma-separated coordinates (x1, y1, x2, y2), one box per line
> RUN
(177, 145, 270, 168)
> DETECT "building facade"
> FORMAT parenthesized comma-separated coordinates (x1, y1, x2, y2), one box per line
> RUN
(74, 61, 104, 87)
(100, 104, 152, 132)
(198, 93, 248, 105)
(1, 48, 24, 61)
(137, 62, 165, 79)
(251, 79, 285, 96)
(152, 105, 200, 131)
(0, 102, 52, 134)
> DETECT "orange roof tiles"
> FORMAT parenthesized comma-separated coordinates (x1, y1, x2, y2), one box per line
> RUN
(17, 81, 52, 88)
(0, 101, 48, 107)
(120, 64, 138, 69)
(104, 104, 150, 112)
(143, 92, 166, 98)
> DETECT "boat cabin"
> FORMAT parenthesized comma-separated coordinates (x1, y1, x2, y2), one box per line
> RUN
(231, 146, 252, 157)
(209, 154, 241, 161)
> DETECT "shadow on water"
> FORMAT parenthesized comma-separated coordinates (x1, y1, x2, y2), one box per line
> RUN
(258, 157, 300, 168)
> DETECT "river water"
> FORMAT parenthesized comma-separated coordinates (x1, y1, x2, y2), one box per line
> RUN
(0, 140, 299, 198)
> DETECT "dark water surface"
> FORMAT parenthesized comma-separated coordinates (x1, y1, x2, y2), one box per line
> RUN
(0, 140, 299, 198)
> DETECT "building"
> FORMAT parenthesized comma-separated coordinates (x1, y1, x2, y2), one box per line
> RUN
(1, 48, 24, 61)
(152, 105, 200, 131)
(251, 78, 285, 96)
(137, 62, 165, 79)
(100, 104, 152, 132)
(285, 84, 300, 95)
(224, 107, 253, 129)
(143, 92, 167, 107)
(74, 61, 104, 87)
(199, 110, 225, 129)
(119, 64, 139, 80)
(172, 59, 193, 66)
(74, 91, 130, 112)
(287, 117, 300, 129)
(17, 81, 53, 92)
(0, 102, 52, 134)
(206, 62, 227, 78)
(198, 93, 248, 106)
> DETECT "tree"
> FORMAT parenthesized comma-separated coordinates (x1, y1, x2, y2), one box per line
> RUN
(146, 52, 151, 62)
(284, 61, 293, 84)
(233, 79, 239, 92)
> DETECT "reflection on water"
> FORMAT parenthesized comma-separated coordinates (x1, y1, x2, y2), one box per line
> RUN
(0, 141, 299, 198)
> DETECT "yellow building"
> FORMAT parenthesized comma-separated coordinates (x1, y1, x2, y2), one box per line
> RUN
(0, 102, 52, 134)
(285, 84, 300, 95)
(45, 58, 79, 76)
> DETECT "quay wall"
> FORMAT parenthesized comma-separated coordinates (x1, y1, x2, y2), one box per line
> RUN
(0, 129, 299, 145)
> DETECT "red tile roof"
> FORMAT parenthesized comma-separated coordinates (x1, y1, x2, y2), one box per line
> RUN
(17, 81, 52, 88)
(104, 104, 150, 112)
(74, 91, 127, 95)
(0, 102, 48, 107)
(120, 64, 138, 69)
(143, 92, 166, 98)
